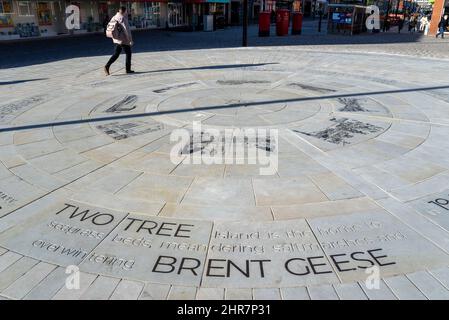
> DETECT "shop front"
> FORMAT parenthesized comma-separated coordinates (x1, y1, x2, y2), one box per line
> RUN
(184, 0, 229, 30)
(0, 1, 68, 39)
(207, 0, 229, 28)
(167, 1, 185, 27)
(118, 1, 166, 29)
(230, 0, 238, 24)
(0, 0, 168, 39)
(327, 3, 366, 34)
(299, 0, 327, 17)
(0, 0, 230, 40)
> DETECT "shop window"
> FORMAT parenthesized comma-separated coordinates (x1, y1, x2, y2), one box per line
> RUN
(98, 2, 109, 25)
(18, 1, 32, 16)
(168, 3, 185, 27)
(0, 0, 13, 28)
(37, 2, 53, 26)
(0, 0, 13, 14)
(124, 1, 132, 18)
(143, 2, 161, 28)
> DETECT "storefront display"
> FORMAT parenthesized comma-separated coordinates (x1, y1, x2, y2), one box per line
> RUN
(168, 2, 185, 27)
(142, 2, 161, 28)
(0, 0, 230, 41)
(327, 3, 366, 34)
(0, 0, 13, 13)
(0, 15, 13, 27)
(37, 1, 52, 25)
(0, 0, 14, 27)
(18, 1, 32, 16)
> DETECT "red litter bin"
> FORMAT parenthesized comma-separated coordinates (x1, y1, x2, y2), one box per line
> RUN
(292, 12, 303, 35)
(276, 9, 290, 36)
(259, 11, 271, 37)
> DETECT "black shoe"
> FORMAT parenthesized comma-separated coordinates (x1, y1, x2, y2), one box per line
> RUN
(126, 70, 135, 74)
(104, 66, 110, 76)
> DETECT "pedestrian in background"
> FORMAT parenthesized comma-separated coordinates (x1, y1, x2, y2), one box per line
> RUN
(398, 16, 404, 33)
(436, 15, 448, 39)
(408, 15, 417, 33)
(104, 6, 134, 75)
(419, 15, 428, 32)
(424, 15, 431, 35)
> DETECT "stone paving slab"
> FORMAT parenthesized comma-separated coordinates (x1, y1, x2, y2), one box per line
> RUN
(333, 283, 368, 300)
(1, 37, 449, 299)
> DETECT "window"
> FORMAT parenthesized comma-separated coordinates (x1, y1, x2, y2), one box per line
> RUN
(37, 2, 53, 26)
(18, 1, 32, 16)
(0, 0, 13, 27)
(143, 2, 161, 27)
(0, 0, 13, 14)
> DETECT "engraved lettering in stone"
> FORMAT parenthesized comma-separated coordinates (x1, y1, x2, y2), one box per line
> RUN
(152, 255, 201, 275)
(123, 217, 194, 238)
(315, 221, 382, 235)
(55, 203, 114, 226)
(111, 233, 153, 248)
(87, 252, 135, 271)
(0, 191, 18, 204)
(96, 121, 163, 140)
(32, 239, 89, 259)
(159, 241, 208, 252)
(205, 259, 271, 278)
(272, 242, 321, 253)
(285, 256, 333, 276)
(0, 95, 46, 122)
(320, 232, 407, 250)
(284, 249, 396, 276)
(428, 197, 449, 211)
(209, 243, 265, 254)
(47, 220, 105, 240)
(213, 229, 280, 240)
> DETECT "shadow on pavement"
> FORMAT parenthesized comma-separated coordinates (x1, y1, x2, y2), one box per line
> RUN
(0, 25, 427, 69)
(0, 78, 47, 85)
(110, 63, 280, 76)
(1, 84, 447, 133)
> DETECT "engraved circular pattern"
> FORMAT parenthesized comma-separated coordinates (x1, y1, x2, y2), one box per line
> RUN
(1, 47, 449, 299)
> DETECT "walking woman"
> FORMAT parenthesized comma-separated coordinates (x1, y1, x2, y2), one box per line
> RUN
(104, 6, 134, 75)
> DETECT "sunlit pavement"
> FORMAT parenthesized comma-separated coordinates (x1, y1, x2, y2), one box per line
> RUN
(2, 22, 449, 69)
(1, 25, 449, 300)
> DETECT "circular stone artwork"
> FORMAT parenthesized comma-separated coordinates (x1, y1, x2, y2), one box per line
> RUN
(1, 47, 449, 299)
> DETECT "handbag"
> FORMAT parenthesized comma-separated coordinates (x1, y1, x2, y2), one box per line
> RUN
(106, 18, 122, 39)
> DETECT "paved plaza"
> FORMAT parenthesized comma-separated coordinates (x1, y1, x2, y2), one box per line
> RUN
(2, 26, 449, 300)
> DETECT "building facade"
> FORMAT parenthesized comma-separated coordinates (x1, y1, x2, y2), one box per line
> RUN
(0, 0, 444, 39)
(0, 0, 232, 39)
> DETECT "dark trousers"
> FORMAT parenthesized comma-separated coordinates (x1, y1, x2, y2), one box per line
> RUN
(106, 44, 132, 72)
(436, 27, 445, 38)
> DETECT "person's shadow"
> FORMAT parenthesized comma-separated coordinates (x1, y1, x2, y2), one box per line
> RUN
(111, 62, 279, 76)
